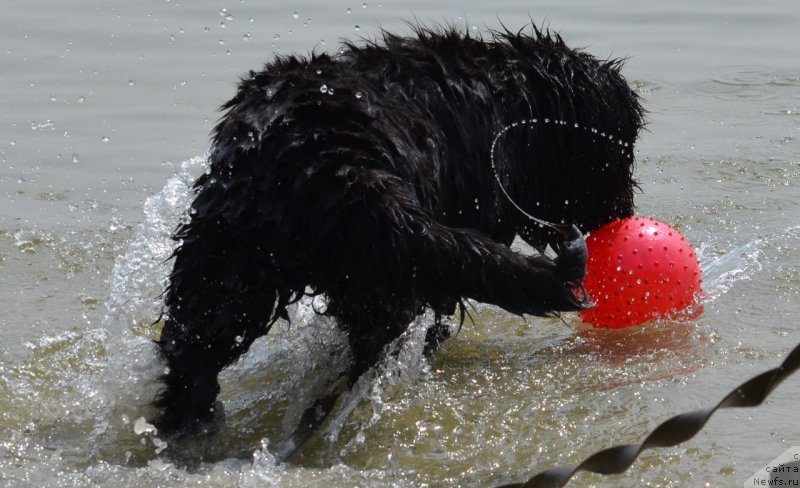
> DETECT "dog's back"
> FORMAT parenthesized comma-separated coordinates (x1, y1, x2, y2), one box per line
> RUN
(214, 28, 641, 242)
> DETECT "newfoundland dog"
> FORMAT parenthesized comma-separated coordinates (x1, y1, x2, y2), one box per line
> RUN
(152, 25, 644, 459)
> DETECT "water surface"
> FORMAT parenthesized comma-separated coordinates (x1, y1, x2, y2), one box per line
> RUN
(1, 1, 799, 486)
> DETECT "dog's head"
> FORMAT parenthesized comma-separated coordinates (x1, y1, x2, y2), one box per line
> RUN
(489, 29, 645, 249)
(511, 123, 640, 251)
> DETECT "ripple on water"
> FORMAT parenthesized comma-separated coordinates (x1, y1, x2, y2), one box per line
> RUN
(687, 65, 800, 102)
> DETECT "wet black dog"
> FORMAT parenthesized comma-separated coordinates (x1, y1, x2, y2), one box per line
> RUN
(153, 26, 644, 458)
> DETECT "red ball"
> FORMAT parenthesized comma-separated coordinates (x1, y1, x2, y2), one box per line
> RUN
(578, 217, 703, 328)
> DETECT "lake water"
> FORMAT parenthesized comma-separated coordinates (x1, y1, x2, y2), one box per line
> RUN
(1, 1, 798, 487)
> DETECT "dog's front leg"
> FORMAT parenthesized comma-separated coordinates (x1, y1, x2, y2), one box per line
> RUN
(412, 220, 589, 318)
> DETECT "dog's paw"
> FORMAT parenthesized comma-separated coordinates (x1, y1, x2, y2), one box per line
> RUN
(152, 401, 224, 441)
(554, 225, 588, 286)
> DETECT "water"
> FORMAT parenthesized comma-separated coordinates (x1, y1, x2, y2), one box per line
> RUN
(1, 1, 799, 486)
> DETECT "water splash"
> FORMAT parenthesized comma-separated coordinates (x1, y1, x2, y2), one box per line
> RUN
(698, 237, 764, 303)
(324, 311, 434, 448)
(85, 155, 210, 460)
(103, 154, 208, 333)
(698, 223, 799, 300)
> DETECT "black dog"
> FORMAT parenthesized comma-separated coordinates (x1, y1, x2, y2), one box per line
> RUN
(153, 26, 644, 458)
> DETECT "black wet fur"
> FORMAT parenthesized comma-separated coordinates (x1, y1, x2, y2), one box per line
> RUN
(152, 25, 645, 457)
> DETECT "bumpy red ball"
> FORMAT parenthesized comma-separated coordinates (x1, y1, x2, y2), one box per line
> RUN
(578, 217, 703, 328)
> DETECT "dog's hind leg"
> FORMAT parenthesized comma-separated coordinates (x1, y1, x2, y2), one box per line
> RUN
(271, 298, 412, 462)
(153, 211, 289, 436)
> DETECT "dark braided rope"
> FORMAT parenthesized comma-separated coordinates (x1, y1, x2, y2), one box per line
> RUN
(498, 341, 800, 488)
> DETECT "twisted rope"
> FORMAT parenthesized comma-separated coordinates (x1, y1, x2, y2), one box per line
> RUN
(498, 341, 800, 488)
